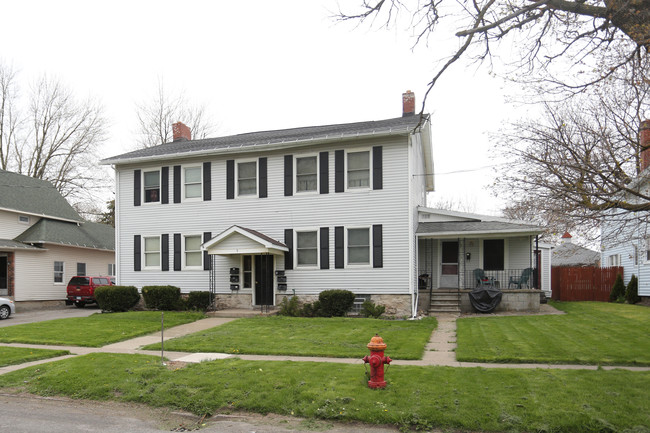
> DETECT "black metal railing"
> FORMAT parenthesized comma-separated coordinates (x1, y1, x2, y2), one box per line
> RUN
(463, 268, 538, 290)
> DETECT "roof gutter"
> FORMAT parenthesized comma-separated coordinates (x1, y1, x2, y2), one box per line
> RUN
(416, 229, 542, 238)
(0, 206, 82, 224)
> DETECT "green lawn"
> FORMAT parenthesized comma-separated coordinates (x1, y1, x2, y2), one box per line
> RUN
(457, 301, 650, 365)
(143, 316, 437, 359)
(0, 353, 648, 433)
(0, 346, 69, 367)
(0, 311, 205, 347)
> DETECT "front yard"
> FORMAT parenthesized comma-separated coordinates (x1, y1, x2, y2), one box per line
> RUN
(456, 301, 650, 365)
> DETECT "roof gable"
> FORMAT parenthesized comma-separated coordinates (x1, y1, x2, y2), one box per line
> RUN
(15, 219, 114, 251)
(0, 170, 81, 222)
(203, 226, 288, 255)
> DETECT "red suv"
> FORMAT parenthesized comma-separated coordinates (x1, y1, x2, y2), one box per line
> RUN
(65, 276, 113, 308)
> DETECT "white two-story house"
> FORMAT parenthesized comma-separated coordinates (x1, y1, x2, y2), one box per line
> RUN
(103, 91, 543, 316)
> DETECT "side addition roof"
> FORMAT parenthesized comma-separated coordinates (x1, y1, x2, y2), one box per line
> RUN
(0, 170, 81, 222)
(552, 243, 600, 267)
(15, 219, 115, 251)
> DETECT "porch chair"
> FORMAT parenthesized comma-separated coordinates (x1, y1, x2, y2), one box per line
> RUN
(473, 268, 495, 288)
(508, 268, 533, 289)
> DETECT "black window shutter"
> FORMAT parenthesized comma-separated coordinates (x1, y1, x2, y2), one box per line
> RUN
(134, 170, 141, 206)
(335, 226, 344, 269)
(335, 150, 344, 193)
(173, 233, 181, 271)
(373, 146, 383, 190)
(203, 162, 211, 201)
(134, 235, 141, 271)
(226, 160, 235, 199)
(284, 155, 293, 196)
(319, 151, 329, 194)
(259, 157, 268, 198)
(161, 167, 169, 204)
(161, 234, 169, 271)
(320, 227, 329, 269)
(373, 225, 383, 268)
(284, 229, 293, 270)
(173, 165, 181, 203)
(203, 232, 211, 271)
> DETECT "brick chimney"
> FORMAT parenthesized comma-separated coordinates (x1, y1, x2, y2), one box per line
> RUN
(561, 232, 572, 244)
(402, 90, 415, 117)
(172, 122, 191, 142)
(641, 119, 650, 172)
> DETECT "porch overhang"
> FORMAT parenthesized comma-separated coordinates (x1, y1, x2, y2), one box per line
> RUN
(416, 221, 542, 239)
(202, 225, 288, 256)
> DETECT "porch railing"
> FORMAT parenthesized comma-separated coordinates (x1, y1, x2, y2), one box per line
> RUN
(462, 268, 538, 290)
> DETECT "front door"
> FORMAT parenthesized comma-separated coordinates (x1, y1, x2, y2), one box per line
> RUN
(0, 256, 7, 296)
(254, 255, 274, 306)
(440, 241, 459, 288)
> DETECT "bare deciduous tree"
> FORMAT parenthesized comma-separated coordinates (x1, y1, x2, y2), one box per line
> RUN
(135, 80, 216, 149)
(337, 0, 650, 110)
(0, 63, 109, 208)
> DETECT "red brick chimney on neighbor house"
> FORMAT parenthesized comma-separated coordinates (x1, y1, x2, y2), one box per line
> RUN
(402, 90, 415, 117)
(173, 122, 191, 142)
(640, 119, 650, 172)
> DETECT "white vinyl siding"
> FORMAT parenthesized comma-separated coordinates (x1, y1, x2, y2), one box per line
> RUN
(0, 209, 40, 239)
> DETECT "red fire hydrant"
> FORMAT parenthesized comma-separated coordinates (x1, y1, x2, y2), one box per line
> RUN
(362, 334, 392, 389)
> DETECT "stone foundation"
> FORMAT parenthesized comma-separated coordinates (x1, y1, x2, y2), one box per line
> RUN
(459, 289, 540, 313)
(275, 293, 413, 317)
(15, 300, 67, 312)
(213, 293, 253, 309)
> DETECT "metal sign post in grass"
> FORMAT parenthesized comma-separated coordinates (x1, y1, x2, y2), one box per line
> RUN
(161, 311, 165, 366)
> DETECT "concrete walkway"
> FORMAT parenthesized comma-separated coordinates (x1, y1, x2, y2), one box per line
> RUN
(1, 312, 649, 373)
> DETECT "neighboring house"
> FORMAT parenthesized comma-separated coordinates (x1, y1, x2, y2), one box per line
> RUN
(0, 170, 115, 304)
(102, 91, 543, 316)
(552, 232, 600, 267)
(601, 120, 650, 299)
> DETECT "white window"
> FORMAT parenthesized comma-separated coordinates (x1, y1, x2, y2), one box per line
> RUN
(184, 166, 202, 199)
(237, 161, 257, 196)
(347, 150, 370, 189)
(144, 236, 161, 268)
(608, 254, 621, 267)
(108, 263, 116, 276)
(76, 262, 86, 276)
(184, 235, 202, 268)
(296, 156, 317, 193)
(19, 215, 30, 224)
(242, 255, 253, 289)
(143, 170, 160, 203)
(347, 227, 370, 265)
(296, 230, 318, 267)
(54, 261, 64, 283)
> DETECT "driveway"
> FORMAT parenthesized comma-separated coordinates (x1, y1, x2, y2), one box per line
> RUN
(0, 305, 99, 327)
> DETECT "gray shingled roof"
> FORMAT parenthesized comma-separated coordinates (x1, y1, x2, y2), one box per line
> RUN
(0, 170, 81, 222)
(0, 239, 43, 250)
(102, 115, 426, 164)
(15, 219, 114, 251)
(417, 221, 541, 236)
(552, 242, 600, 266)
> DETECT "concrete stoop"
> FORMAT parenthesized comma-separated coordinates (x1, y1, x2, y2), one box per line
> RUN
(429, 290, 461, 314)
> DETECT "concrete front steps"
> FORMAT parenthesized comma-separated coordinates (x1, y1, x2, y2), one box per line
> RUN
(429, 289, 461, 314)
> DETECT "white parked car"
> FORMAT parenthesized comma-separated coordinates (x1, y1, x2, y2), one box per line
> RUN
(0, 297, 15, 319)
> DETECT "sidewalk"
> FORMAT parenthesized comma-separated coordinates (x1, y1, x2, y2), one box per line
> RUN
(1, 312, 649, 373)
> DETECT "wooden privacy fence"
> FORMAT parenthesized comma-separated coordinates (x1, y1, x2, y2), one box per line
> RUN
(551, 266, 622, 302)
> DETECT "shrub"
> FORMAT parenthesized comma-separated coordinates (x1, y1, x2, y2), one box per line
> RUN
(361, 300, 386, 318)
(187, 291, 211, 311)
(278, 296, 300, 316)
(142, 285, 181, 310)
(625, 274, 641, 304)
(300, 300, 322, 317)
(318, 289, 356, 317)
(95, 285, 140, 312)
(609, 274, 626, 302)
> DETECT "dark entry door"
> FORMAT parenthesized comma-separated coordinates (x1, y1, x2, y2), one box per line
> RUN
(254, 255, 274, 305)
(0, 256, 7, 296)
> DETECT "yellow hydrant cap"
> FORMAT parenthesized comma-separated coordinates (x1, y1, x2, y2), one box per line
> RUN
(367, 334, 387, 350)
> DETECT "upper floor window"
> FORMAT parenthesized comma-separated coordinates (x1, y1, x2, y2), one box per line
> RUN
(19, 215, 30, 224)
(296, 156, 317, 193)
(144, 236, 160, 268)
(237, 161, 257, 196)
(144, 170, 160, 203)
(296, 230, 318, 267)
(348, 227, 370, 265)
(54, 261, 64, 283)
(184, 166, 202, 199)
(184, 235, 202, 268)
(347, 151, 370, 189)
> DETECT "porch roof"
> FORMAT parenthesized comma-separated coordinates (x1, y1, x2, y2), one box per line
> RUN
(203, 225, 288, 256)
(416, 221, 541, 238)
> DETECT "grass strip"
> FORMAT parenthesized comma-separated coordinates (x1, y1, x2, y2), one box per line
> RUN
(143, 316, 437, 359)
(457, 301, 650, 365)
(0, 346, 69, 367)
(0, 353, 648, 433)
(0, 311, 205, 347)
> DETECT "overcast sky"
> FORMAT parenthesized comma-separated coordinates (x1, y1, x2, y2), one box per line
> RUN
(0, 0, 521, 214)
